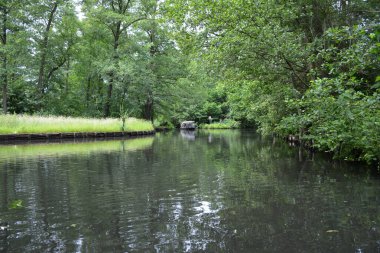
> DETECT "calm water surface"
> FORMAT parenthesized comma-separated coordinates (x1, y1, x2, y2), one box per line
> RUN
(0, 130, 379, 253)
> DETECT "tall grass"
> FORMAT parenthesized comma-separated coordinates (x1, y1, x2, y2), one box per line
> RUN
(123, 117, 154, 132)
(0, 114, 154, 134)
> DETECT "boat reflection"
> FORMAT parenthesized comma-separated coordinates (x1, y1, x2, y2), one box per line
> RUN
(180, 130, 196, 141)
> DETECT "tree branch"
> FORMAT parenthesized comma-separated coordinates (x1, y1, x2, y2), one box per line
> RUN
(47, 57, 67, 81)
(120, 17, 147, 32)
(279, 52, 308, 89)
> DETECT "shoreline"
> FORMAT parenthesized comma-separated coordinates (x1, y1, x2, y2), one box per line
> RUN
(0, 130, 156, 143)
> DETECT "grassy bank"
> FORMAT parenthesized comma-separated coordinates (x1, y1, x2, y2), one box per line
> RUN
(0, 115, 154, 134)
(199, 119, 240, 129)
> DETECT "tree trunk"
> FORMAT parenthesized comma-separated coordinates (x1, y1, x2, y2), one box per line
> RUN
(142, 97, 154, 122)
(341, 0, 351, 26)
(103, 75, 113, 117)
(65, 56, 70, 95)
(1, 4, 7, 113)
(103, 22, 121, 117)
(86, 76, 91, 109)
(37, 2, 58, 95)
(1, 56, 6, 114)
(142, 30, 157, 123)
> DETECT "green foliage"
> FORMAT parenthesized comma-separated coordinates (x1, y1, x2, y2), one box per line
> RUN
(0, 0, 202, 125)
(0, 0, 379, 163)
(279, 25, 380, 163)
(165, 56, 211, 124)
(199, 88, 229, 121)
(165, 0, 380, 163)
(280, 79, 380, 162)
(220, 79, 295, 135)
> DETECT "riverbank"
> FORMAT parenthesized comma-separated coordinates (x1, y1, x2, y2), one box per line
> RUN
(0, 131, 155, 142)
(0, 115, 155, 142)
(199, 119, 240, 129)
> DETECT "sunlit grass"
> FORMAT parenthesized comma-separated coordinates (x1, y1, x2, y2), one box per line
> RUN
(199, 119, 240, 129)
(123, 117, 154, 132)
(0, 114, 154, 134)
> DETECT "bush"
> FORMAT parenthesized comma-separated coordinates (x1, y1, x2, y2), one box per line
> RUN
(278, 25, 380, 163)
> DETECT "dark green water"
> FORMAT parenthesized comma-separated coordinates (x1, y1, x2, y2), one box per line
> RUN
(0, 130, 379, 253)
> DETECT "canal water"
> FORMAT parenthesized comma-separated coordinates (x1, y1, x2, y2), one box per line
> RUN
(0, 130, 379, 252)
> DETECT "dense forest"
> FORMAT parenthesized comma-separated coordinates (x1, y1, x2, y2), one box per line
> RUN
(0, 0, 379, 163)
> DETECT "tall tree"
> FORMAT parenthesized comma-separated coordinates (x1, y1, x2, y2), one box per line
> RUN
(12, 0, 80, 110)
(37, 1, 59, 96)
(136, 1, 183, 122)
(85, 0, 148, 117)
(0, 0, 22, 113)
(0, 0, 9, 113)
